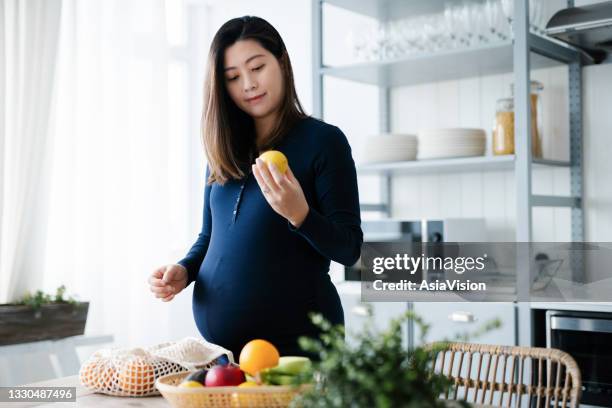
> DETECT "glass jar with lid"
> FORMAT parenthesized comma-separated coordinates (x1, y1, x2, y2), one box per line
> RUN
(492, 97, 515, 155)
(493, 81, 543, 157)
(515, 80, 543, 157)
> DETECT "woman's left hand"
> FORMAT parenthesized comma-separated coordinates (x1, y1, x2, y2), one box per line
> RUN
(252, 158, 309, 228)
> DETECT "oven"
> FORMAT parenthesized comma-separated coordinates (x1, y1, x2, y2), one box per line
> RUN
(546, 310, 612, 407)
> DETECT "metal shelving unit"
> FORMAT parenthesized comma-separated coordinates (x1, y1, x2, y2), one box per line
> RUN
(312, 0, 586, 347)
(321, 34, 572, 87)
(358, 155, 571, 174)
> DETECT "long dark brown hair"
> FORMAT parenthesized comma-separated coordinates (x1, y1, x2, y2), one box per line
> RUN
(203, 16, 307, 185)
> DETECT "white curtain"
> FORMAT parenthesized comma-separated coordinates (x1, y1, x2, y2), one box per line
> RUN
(40, 0, 202, 347)
(0, 0, 63, 304)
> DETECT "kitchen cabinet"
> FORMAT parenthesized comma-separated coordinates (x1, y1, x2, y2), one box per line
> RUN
(412, 302, 515, 347)
(337, 282, 516, 349)
(337, 283, 408, 347)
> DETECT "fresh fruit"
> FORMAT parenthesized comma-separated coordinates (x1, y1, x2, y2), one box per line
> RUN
(239, 339, 280, 376)
(96, 364, 118, 390)
(259, 356, 313, 386)
(238, 381, 259, 388)
(179, 380, 205, 388)
(260, 371, 296, 386)
(204, 365, 245, 387)
(259, 150, 288, 174)
(216, 355, 230, 366)
(273, 356, 312, 375)
(234, 381, 260, 406)
(117, 359, 155, 393)
(80, 360, 118, 390)
(183, 369, 207, 385)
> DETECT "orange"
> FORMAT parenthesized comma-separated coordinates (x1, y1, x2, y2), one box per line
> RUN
(79, 360, 117, 391)
(96, 363, 118, 391)
(79, 360, 99, 388)
(239, 339, 280, 376)
(259, 151, 288, 174)
(117, 358, 156, 393)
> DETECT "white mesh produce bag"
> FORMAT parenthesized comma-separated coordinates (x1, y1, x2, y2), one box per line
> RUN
(79, 337, 234, 397)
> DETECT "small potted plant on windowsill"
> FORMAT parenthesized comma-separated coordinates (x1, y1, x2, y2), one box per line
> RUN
(0, 285, 89, 346)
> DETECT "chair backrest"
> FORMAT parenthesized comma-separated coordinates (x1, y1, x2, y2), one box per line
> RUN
(428, 342, 581, 408)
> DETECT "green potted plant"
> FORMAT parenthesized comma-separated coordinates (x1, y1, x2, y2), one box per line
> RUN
(0, 285, 89, 346)
(291, 311, 501, 408)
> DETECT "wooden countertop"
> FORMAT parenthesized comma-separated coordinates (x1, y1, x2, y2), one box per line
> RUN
(11, 375, 169, 407)
(14, 375, 491, 407)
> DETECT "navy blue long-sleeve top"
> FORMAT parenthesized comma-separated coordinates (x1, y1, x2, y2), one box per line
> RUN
(177, 117, 363, 360)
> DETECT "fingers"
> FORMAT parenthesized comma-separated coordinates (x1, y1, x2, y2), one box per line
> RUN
(284, 165, 297, 186)
(149, 267, 164, 282)
(266, 161, 289, 188)
(150, 265, 180, 302)
(150, 284, 174, 296)
(151, 284, 175, 302)
(149, 269, 166, 286)
(148, 272, 166, 287)
(149, 278, 166, 287)
(162, 266, 175, 284)
(253, 158, 281, 194)
(252, 164, 265, 194)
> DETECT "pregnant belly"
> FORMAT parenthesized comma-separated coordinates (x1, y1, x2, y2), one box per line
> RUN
(200, 249, 314, 302)
(192, 255, 318, 345)
(191, 279, 318, 356)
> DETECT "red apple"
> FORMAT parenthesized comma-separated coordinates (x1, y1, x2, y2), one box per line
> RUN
(204, 364, 245, 387)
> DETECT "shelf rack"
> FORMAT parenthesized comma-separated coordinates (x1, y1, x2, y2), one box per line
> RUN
(312, 0, 587, 347)
(320, 34, 576, 88)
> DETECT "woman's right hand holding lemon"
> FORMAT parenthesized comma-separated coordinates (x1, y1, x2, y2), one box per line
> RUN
(148, 264, 188, 302)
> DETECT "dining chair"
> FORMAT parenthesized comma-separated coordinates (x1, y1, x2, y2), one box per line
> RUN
(428, 342, 581, 408)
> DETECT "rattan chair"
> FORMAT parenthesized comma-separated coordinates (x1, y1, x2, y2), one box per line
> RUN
(428, 342, 581, 408)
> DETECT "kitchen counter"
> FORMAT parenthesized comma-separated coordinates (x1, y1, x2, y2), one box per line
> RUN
(530, 301, 612, 312)
(336, 280, 612, 309)
(12, 375, 493, 407)
(8, 375, 168, 407)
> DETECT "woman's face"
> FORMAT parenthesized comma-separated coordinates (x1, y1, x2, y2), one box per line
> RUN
(223, 39, 284, 120)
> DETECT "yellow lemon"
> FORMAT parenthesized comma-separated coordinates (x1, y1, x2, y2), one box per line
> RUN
(179, 380, 205, 388)
(259, 150, 288, 174)
(238, 381, 259, 388)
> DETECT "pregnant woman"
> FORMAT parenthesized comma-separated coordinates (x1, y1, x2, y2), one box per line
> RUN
(148, 16, 362, 360)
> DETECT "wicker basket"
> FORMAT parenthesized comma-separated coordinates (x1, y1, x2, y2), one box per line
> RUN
(156, 371, 311, 408)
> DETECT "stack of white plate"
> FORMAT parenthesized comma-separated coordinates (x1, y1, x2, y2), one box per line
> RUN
(360, 134, 417, 164)
(417, 128, 486, 160)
